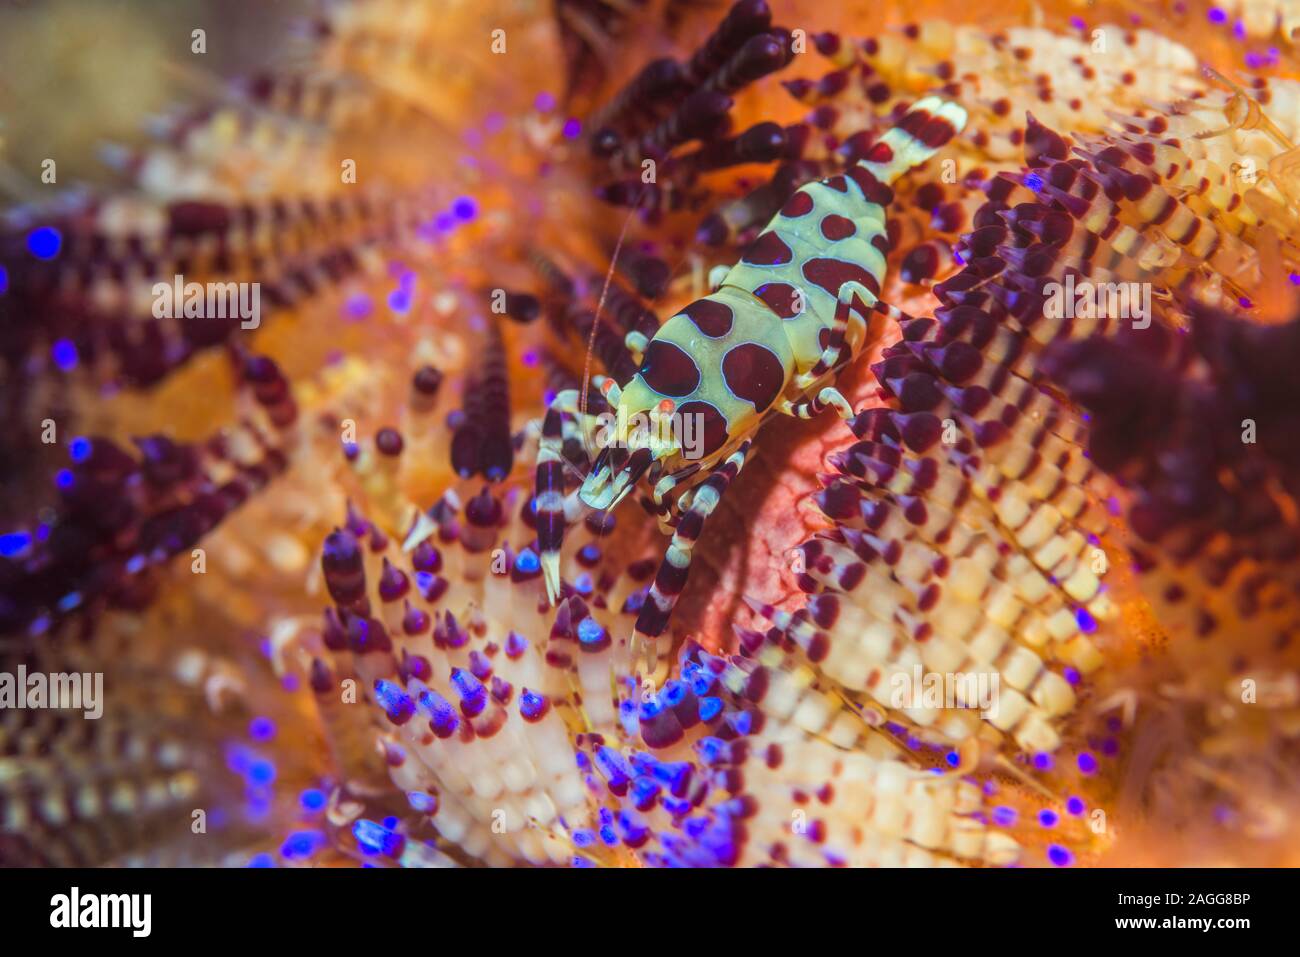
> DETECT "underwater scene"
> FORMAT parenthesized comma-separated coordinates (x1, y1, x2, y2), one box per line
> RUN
(1, 0, 1300, 876)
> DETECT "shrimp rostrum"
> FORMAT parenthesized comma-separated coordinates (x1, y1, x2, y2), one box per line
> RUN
(534, 97, 968, 673)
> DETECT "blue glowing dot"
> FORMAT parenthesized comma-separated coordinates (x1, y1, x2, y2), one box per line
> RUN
(248, 758, 276, 785)
(1033, 752, 1053, 771)
(51, 339, 78, 371)
(0, 532, 32, 558)
(408, 791, 437, 814)
(992, 806, 1017, 827)
(353, 818, 404, 856)
(0, 265, 8, 293)
(1207, 6, 1227, 22)
(249, 716, 276, 742)
(1039, 809, 1059, 828)
(452, 196, 478, 221)
(434, 212, 455, 232)
(535, 91, 556, 112)
(1047, 844, 1074, 866)
(1077, 751, 1098, 775)
(57, 592, 82, 612)
(1067, 796, 1086, 816)
(1289, 272, 1300, 286)
(562, 117, 582, 139)
(450, 668, 485, 706)
(1233, 18, 1245, 39)
(375, 679, 415, 723)
(945, 750, 960, 767)
(388, 287, 412, 314)
(55, 469, 73, 490)
(515, 548, 540, 574)
(27, 227, 62, 261)
(281, 830, 325, 859)
(1074, 607, 1097, 633)
(343, 293, 372, 320)
(577, 616, 604, 645)
(660, 682, 685, 708)
(247, 853, 275, 868)
(520, 689, 547, 720)
(68, 437, 92, 463)
(1064, 667, 1081, 685)
(1024, 171, 1044, 192)
(300, 788, 327, 812)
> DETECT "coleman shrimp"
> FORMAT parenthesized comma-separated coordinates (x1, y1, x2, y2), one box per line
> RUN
(533, 96, 969, 672)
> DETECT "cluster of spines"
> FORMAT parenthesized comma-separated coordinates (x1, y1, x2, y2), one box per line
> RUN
(309, 468, 1041, 866)
(0, 353, 297, 638)
(588, 0, 799, 218)
(312, 480, 656, 864)
(569, 637, 1026, 867)
(449, 316, 514, 482)
(944, 103, 1300, 654)
(0, 706, 201, 866)
(750, 118, 1169, 761)
(1048, 301, 1300, 649)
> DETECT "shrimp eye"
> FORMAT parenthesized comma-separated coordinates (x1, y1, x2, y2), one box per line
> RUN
(657, 398, 675, 415)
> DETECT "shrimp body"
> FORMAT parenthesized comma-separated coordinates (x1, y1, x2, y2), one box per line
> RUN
(536, 96, 969, 670)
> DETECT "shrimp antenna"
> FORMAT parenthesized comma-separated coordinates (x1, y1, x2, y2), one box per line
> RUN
(579, 183, 650, 426)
